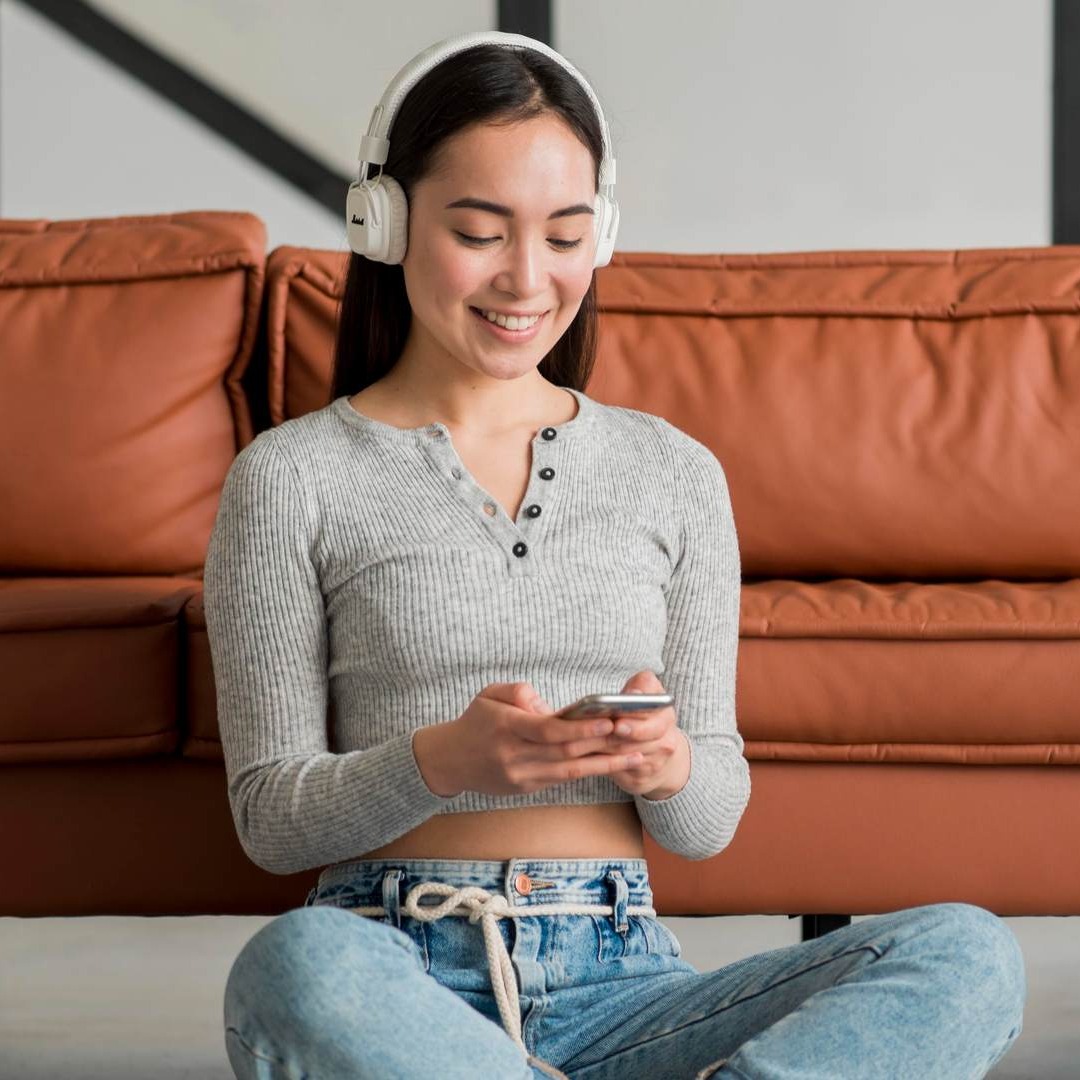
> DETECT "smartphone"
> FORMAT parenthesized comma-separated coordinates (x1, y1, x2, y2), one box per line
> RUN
(556, 693, 673, 720)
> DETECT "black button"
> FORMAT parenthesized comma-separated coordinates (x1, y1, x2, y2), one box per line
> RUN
(539, 467, 555, 480)
(526, 504, 541, 518)
(512, 542, 528, 558)
(541, 427, 557, 440)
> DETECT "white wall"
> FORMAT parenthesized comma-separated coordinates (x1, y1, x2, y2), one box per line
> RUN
(556, 0, 1052, 252)
(0, 0, 492, 251)
(0, 0, 1054, 253)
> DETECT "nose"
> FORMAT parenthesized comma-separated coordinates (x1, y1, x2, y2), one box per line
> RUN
(495, 234, 550, 299)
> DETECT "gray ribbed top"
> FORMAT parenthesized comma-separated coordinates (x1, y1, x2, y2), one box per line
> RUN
(202, 387, 750, 874)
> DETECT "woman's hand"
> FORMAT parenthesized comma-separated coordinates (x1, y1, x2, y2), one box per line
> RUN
(416, 682, 649, 797)
(603, 670, 691, 800)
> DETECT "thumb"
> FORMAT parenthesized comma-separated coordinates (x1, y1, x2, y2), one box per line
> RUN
(526, 686, 553, 713)
(622, 669, 663, 694)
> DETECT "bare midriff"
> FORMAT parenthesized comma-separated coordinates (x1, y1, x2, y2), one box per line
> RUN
(333, 802, 646, 864)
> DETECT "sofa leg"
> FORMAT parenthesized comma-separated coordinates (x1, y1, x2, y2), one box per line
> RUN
(791, 914, 852, 941)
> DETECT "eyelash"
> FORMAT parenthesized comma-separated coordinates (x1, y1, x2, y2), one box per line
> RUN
(455, 232, 583, 250)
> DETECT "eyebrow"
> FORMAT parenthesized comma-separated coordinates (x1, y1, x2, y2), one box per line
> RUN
(444, 197, 594, 220)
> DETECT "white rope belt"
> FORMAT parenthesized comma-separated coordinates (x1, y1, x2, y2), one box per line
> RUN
(346, 880, 657, 1052)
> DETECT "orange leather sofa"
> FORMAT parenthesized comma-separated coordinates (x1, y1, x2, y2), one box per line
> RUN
(4, 211, 1078, 930)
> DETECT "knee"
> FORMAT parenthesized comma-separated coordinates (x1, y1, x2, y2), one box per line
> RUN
(919, 903, 1027, 1028)
(224, 906, 395, 1025)
(225, 907, 338, 1015)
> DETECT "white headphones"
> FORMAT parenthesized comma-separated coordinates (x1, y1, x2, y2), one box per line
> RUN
(345, 30, 619, 268)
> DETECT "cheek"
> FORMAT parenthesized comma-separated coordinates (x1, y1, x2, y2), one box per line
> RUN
(570, 263, 595, 297)
(405, 243, 476, 318)
(435, 248, 485, 308)
(556, 264, 595, 316)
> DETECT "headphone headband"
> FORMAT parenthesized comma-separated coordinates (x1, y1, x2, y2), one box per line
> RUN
(355, 30, 616, 193)
(346, 30, 619, 267)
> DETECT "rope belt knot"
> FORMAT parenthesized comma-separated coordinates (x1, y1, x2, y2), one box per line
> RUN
(345, 879, 656, 1059)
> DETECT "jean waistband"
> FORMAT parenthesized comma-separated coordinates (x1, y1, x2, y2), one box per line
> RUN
(313, 856, 654, 911)
(310, 857, 654, 1060)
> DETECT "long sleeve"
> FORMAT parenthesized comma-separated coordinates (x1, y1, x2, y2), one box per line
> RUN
(634, 427, 751, 860)
(202, 430, 456, 875)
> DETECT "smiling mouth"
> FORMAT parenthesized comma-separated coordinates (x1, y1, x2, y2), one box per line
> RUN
(469, 306, 548, 332)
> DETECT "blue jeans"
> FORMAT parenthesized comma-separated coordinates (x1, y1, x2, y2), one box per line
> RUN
(223, 857, 1025, 1079)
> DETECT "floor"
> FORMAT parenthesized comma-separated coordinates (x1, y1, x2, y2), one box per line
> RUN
(1, 912, 1075, 1077)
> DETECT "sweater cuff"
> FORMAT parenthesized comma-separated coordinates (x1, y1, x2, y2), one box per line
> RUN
(386, 728, 460, 812)
(633, 737, 750, 860)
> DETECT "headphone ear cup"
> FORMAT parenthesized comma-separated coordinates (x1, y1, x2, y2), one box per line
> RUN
(592, 191, 620, 268)
(345, 180, 376, 257)
(345, 176, 409, 263)
(379, 176, 409, 264)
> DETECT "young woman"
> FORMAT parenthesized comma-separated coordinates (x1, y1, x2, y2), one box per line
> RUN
(203, 32, 1026, 1080)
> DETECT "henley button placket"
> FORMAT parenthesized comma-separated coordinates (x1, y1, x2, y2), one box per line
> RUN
(518, 429, 559, 533)
(513, 426, 559, 559)
(432, 421, 565, 571)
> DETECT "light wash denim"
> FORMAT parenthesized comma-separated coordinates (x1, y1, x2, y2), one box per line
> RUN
(223, 857, 1026, 1079)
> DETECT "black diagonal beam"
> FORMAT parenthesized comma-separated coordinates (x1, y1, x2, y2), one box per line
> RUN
(17, 0, 347, 216)
(1054, 0, 1080, 243)
(15, 0, 554, 220)
(24, 1, 1069, 242)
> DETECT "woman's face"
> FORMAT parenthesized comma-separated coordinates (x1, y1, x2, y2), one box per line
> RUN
(399, 113, 598, 383)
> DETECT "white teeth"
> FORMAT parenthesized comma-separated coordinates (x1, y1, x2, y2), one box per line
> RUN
(477, 308, 542, 330)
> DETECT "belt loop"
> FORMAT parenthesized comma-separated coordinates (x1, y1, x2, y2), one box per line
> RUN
(605, 869, 629, 932)
(382, 869, 404, 928)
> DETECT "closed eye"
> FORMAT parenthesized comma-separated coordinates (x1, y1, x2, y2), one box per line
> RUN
(455, 232, 582, 250)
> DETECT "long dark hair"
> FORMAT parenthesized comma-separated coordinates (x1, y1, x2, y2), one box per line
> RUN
(328, 43, 604, 404)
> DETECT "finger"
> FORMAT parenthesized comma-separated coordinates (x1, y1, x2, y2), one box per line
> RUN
(526, 734, 625, 762)
(602, 735, 673, 760)
(606, 714, 674, 742)
(556, 733, 672, 761)
(493, 682, 546, 708)
(517, 748, 645, 786)
(517, 713, 615, 744)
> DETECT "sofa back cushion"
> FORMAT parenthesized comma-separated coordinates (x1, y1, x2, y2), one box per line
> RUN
(596, 248, 1080, 579)
(262, 246, 344, 425)
(0, 211, 266, 575)
(265, 245, 1080, 578)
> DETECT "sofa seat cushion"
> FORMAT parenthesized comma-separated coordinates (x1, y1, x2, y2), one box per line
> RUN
(741, 578, 1080, 764)
(182, 577, 1080, 766)
(181, 591, 222, 760)
(0, 577, 201, 763)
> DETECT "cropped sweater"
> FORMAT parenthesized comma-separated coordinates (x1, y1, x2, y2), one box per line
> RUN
(201, 386, 750, 874)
